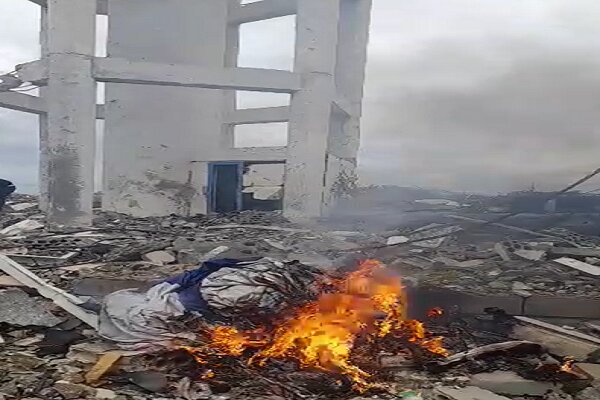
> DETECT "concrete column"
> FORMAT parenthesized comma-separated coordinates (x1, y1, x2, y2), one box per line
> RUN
(46, 0, 97, 227)
(334, 0, 373, 159)
(284, 0, 340, 220)
(322, 0, 373, 210)
(38, 6, 49, 212)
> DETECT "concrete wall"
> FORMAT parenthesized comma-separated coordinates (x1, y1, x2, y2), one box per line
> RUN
(103, 0, 228, 216)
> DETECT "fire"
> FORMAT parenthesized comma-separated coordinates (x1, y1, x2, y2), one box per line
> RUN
(427, 307, 444, 318)
(180, 260, 447, 391)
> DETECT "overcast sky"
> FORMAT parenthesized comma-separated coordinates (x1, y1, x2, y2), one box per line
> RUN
(2, 0, 600, 194)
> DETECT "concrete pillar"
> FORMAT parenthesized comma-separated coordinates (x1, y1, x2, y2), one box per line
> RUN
(46, 0, 97, 227)
(334, 0, 373, 158)
(322, 0, 373, 210)
(284, 0, 340, 220)
(38, 6, 49, 212)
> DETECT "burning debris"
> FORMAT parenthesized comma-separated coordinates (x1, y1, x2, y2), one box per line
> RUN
(1, 195, 600, 399)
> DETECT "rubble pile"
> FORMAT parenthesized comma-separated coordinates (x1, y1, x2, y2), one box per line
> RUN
(2, 196, 600, 399)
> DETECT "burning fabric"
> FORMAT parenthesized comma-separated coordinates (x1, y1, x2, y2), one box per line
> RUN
(177, 260, 447, 391)
(98, 258, 322, 347)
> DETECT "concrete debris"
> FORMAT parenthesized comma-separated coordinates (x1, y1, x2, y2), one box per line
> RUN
(469, 371, 555, 396)
(387, 235, 409, 245)
(0, 219, 44, 236)
(141, 250, 176, 266)
(434, 386, 510, 400)
(9, 202, 37, 211)
(554, 257, 600, 277)
(1, 194, 600, 399)
(574, 363, 600, 380)
(0, 288, 63, 327)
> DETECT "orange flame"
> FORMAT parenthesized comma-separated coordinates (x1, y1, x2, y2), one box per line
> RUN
(181, 260, 447, 391)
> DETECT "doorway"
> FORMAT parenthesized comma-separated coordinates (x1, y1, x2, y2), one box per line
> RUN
(207, 162, 243, 213)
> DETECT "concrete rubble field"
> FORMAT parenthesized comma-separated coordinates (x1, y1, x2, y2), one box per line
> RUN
(3, 195, 600, 399)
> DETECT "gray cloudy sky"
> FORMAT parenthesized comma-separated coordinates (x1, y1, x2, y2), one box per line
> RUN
(2, 0, 600, 194)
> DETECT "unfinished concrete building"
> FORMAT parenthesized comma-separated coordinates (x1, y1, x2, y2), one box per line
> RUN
(0, 0, 373, 227)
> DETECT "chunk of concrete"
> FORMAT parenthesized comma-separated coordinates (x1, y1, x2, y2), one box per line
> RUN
(0, 219, 44, 236)
(9, 203, 37, 211)
(435, 386, 510, 400)
(387, 236, 409, 245)
(142, 250, 176, 265)
(469, 371, 555, 396)
(0, 288, 62, 327)
(575, 363, 600, 380)
(554, 257, 600, 277)
(514, 249, 546, 261)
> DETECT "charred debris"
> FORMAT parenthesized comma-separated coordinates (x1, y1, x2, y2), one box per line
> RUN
(2, 191, 600, 399)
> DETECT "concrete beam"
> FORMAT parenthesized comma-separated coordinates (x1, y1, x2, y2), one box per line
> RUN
(15, 60, 48, 85)
(228, 0, 296, 25)
(26, 0, 107, 15)
(200, 146, 287, 162)
(0, 92, 46, 114)
(94, 57, 302, 93)
(284, 0, 340, 219)
(225, 106, 290, 124)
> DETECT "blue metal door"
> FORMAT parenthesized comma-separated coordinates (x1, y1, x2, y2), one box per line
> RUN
(207, 162, 243, 213)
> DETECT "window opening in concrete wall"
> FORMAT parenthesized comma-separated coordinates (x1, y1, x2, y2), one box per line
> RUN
(96, 15, 107, 104)
(234, 122, 288, 148)
(239, 15, 296, 71)
(237, 91, 290, 109)
(242, 162, 285, 211)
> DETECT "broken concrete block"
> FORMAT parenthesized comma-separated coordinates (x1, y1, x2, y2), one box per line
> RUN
(54, 380, 93, 399)
(511, 325, 599, 361)
(434, 386, 510, 400)
(0, 289, 63, 327)
(95, 388, 117, 399)
(514, 249, 546, 261)
(574, 363, 600, 380)
(0, 219, 44, 236)
(142, 250, 176, 266)
(0, 275, 26, 287)
(9, 202, 37, 211)
(494, 243, 512, 261)
(512, 281, 533, 291)
(387, 236, 409, 245)
(177, 249, 201, 265)
(554, 257, 600, 277)
(469, 371, 555, 396)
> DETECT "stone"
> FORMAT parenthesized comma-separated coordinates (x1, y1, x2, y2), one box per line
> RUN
(512, 281, 533, 291)
(9, 203, 37, 211)
(142, 250, 176, 266)
(127, 371, 168, 392)
(514, 249, 546, 261)
(95, 388, 117, 399)
(0, 275, 26, 287)
(54, 381, 92, 399)
(470, 371, 555, 396)
(0, 289, 63, 327)
(576, 387, 600, 400)
(72, 278, 147, 297)
(0, 220, 44, 236)
(434, 386, 510, 400)
(575, 363, 600, 380)
(177, 249, 201, 265)
(387, 236, 409, 245)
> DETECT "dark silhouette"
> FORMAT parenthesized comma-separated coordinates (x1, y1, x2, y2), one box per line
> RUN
(0, 179, 16, 211)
